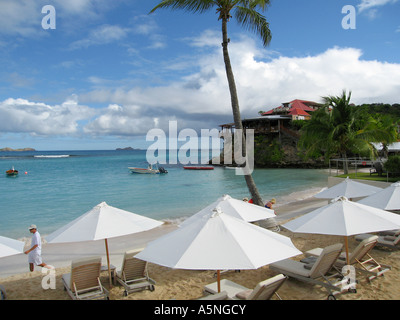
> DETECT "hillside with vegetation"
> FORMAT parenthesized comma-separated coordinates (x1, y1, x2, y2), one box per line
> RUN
(252, 95, 400, 169)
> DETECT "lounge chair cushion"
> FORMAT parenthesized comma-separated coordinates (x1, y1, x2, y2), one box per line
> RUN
(271, 243, 343, 280)
(270, 258, 312, 277)
(247, 274, 286, 300)
(204, 275, 286, 300)
(306, 236, 378, 266)
(356, 233, 400, 247)
(235, 289, 252, 300)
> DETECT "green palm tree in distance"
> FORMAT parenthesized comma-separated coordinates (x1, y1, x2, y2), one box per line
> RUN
(300, 90, 398, 174)
(150, 0, 272, 207)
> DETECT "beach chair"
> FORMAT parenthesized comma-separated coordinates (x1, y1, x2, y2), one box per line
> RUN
(0, 285, 6, 300)
(62, 256, 109, 300)
(116, 249, 155, 296)
(269, 243, 352, 300)
(379, 229, 400, 237)
(203, 274, 287, 300)
(355, 233, 400, 250)
(304, 236, 391, 281)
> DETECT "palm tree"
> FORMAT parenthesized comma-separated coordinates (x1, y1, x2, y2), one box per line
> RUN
(361, 114, 399, 159)
(299, 90, 398, 174)
(150, 0, 272, 206)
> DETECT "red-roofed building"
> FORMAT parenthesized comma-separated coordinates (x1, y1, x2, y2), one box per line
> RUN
(219, 99, 322, 145)
(288, 108, 312, 120)
(262, 99, 321, 119)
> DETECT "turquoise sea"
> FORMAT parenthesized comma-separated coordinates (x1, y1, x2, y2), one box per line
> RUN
(0, 149, 329, 239)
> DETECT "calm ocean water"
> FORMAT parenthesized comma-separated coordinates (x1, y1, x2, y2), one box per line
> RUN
(0, 149, 329, 239)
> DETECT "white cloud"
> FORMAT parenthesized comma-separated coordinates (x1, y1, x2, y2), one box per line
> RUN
(82, 37, 400, 130)
(83, 103, 161, 136)
(230, 43, 400, 110)
(0, 95, 95, 136)
(0, 0, 114, 37)
(130, 15, 167, 50)
(69, 24, 130, 49)
(358, 0, 398, 12)
(3, 36, 400, 139)
(0, 0, 41, 36)
(357, 0, 399, 19)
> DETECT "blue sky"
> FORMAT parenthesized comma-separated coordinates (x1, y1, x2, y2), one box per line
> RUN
(0, 0, 399, 150)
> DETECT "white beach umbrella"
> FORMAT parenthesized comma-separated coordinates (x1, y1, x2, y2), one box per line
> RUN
(357, 182, 400, 211)
(46, 201, 163, 286)
(136, 208, 301, 292)
(180, 194, 275, 227)
(314, 177, 382, 199)
(283, 196, 400, 264)
(0, 235, 25, 258)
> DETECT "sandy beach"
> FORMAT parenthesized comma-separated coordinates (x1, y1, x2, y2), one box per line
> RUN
(1, 178, 399, 301)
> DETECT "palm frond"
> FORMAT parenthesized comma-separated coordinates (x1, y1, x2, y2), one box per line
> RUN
(150, 0, 216, 14)
(234, 6, 271, 46)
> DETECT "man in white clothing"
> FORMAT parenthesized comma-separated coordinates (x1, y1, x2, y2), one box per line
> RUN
(24, 225, 51, 271)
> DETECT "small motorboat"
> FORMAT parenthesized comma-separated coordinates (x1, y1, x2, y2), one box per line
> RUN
(6, 167, 18, 176)
(183, 166, 214, 170)
(129, 164, 168, 174)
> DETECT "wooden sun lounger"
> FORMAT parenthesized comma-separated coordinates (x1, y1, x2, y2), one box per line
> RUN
(269, 243, 354, 300)
(116, 249, 155, 296)
(204, 274, 287, 300)
(356, 233, 400, 250)
(62, 256, 109, 300)
(304, 235, 391, 282)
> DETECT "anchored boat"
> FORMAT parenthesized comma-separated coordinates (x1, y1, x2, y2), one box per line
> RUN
(6, 167, 18, 176)
(129, 164, 168, 174)
(183, 166, 214, 170)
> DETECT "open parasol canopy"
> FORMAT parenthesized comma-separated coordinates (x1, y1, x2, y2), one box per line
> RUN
(357, 181, 400, 211)
(46, 201, 163, 286)
(0, 235, 25, 259)
(180, 194, 275, 227)
(282, 196, 400, 264)
(136, 207, 301, 292)
(314, 177, 382, 199)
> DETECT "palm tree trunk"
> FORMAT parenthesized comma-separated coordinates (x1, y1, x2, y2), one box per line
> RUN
(343, 153, 349, 175)
(221, 16, 263, 207)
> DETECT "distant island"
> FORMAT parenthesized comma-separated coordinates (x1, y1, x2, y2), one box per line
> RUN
(0, 147, 36, 152)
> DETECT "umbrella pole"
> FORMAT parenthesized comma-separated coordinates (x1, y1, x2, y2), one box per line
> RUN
(217, 270, 221, 293)
(344, 236, 350, 265)
(104, 239, 112, 287)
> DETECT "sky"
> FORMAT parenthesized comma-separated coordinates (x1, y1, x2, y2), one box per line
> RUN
(0, 0, 399, 150)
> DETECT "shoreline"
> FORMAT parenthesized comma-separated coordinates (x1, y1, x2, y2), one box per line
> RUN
(7, 184, 328, 243)
(0, 191, 326, 280)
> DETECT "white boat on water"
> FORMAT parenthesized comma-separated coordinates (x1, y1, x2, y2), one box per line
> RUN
(129, 164, 168, 174)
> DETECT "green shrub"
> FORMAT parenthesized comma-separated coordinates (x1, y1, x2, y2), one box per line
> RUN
(384, 155, 400, 176)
